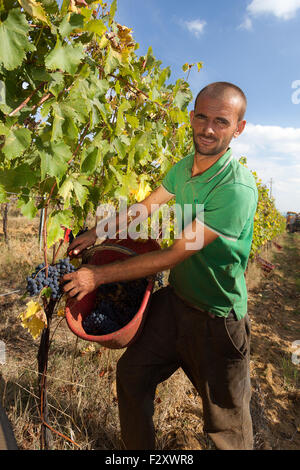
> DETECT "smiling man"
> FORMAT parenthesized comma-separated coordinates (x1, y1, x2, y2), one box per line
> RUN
(64, 82, 258, 450)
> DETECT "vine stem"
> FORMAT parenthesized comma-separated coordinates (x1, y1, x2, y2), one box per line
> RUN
(8, 82, 46, 117)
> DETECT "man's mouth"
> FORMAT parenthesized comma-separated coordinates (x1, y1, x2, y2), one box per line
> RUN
(198, 136, 216, 145)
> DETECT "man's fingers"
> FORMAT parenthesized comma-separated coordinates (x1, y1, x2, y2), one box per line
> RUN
(68, 287, 80, 298)
(62, 272, 76, 281)
(76, 292, 85, 301)
(63, 280, 75, 292)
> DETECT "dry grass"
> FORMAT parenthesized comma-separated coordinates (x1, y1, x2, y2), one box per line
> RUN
(0, 206, 299, 450)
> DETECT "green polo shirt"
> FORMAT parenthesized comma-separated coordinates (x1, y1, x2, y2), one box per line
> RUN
(161, 148, 258, 320)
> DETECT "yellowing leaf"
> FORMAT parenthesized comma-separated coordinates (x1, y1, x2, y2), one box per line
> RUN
(132, 180, 152, 202)
(19, 300, 47, 339)
(18, 0, 51, 26)
(57, 308, 65, 317)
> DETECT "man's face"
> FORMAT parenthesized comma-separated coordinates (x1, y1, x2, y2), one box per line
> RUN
(190, 93, 246, 157)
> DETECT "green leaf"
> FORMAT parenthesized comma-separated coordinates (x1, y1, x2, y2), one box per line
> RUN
(0, 164, 38, 193)
(104, 45, 121, 75)
(114, 172, 138, 198)
(60, 0, 70, 16)
(58, 177, 73, 208)
(40, 141, 72, 180)
(59, 12, 84, 37)
(40, 0, 58, 15)
(73, 180, 88, 208)
(109, 0, 117, 26)
(173, 82, 193, 110)
(126, 113, 139, 129)
(0, 9, 36, 70)
(45, 39, 84, 75)
(157, 67, 170, 89)
(47, 212, 65, 247)
(29, 67, 52, 82)
(49, 72, 65, 98)
(84, 18, 106, 36)
(2, 127, 31, 159)
(80, 147, 101, 174)
(112, 137, 127, 159)
(0, 185, 8, 203)
(19, 199, 38, 219)
(115, 99, 131, 135)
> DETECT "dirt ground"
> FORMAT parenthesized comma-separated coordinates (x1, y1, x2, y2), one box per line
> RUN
(247, 233, 300, 450)
(0, 210, 299, 450)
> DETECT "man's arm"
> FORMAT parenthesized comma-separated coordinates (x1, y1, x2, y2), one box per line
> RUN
(63, 217, 219, 300)
(68, 185, 174, 256)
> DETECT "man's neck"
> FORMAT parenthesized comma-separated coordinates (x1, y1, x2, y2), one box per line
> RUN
(191, 149, 228, 177)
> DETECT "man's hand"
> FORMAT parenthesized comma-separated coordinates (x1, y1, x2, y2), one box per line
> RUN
(68, 227, 97, 257)
(62, 265, 101, 301)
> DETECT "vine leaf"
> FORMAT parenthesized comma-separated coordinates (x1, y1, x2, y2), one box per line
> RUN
(58, 12, 84, 37)
(18, 199, 38, 219)
(18, 0, 51, 26)
(2, 127, 31, 159)
(84, 18, 107, 36)
(0, 8, 36, 70)
(47, 210, 72, 247)
(45, 39, 84, 75)
(19, 301, 47, 339)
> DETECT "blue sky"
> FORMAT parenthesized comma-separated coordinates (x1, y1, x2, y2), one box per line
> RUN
(115, 0, 300, 213)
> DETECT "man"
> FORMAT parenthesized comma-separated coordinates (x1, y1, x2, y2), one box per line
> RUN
(64, 82, 258, 450)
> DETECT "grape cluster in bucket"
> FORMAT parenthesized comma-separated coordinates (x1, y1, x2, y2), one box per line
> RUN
(82, 278, 148, 335)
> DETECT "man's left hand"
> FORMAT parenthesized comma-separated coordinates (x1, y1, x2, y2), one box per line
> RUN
(62, 265, 101, 301)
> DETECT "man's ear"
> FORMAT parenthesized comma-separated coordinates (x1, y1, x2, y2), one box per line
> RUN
(234, 120, 246, 138)
(190, 110, 194, 125)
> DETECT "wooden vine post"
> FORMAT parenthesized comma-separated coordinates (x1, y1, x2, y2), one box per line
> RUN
(2, 203, 9, 245)
(37, 298, 55, 449)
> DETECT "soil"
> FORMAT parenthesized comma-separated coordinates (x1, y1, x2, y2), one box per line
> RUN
(247, 233, 300, 450)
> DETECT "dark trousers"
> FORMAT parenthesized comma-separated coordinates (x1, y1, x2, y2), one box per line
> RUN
(116, 286, 253, 450)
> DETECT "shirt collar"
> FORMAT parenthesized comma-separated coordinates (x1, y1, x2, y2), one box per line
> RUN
(187, 148, 232, 183)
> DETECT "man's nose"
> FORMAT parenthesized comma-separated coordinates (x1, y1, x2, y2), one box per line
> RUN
(201, 121, 215, 136)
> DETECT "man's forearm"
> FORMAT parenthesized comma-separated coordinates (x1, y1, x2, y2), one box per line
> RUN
(95, 246, 178, 285)
(94, 204, 149, 241)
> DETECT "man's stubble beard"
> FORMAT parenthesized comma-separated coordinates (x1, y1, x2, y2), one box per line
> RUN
(192, 131, 232, 158)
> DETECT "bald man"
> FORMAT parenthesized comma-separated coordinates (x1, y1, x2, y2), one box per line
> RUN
(66, 82, 258, 451)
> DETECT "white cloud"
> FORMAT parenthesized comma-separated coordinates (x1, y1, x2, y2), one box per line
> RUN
(238, 16, 253, 30)
(247, 0, 300, 20)
(230, 123, 300, 213)
(183, 19, 206, 38)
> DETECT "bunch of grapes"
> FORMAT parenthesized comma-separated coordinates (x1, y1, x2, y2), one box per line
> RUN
(82, 299, 122, 335)
(82, 278, 148, 336)
(26, 258, 76, 300)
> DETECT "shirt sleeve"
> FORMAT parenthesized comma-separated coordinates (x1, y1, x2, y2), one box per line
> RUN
(161, 164, 176, 195)
(196, 183, 257, 241)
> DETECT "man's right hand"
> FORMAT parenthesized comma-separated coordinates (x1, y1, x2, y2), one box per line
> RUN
(68, 226, 97, 257)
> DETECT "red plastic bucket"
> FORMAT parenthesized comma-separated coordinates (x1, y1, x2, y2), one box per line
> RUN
(65, 238, 161, 349)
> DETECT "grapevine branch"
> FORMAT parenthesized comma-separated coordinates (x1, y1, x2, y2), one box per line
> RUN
(8, 82, 46, 117)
